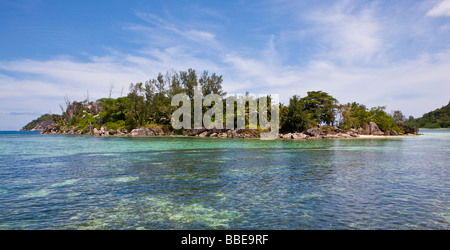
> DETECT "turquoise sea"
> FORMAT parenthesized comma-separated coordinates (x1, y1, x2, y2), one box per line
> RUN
(0, 129, 448, 230)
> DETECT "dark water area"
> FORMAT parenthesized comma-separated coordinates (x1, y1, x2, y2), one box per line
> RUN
(0, 130, 448, 229)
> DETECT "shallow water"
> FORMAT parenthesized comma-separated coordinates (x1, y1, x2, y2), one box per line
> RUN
(0, 130, 448, 229)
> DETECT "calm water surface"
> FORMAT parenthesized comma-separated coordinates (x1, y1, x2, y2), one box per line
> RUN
(0, 130, 448, 229)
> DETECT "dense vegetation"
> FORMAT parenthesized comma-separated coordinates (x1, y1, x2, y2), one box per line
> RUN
(21, 113, 61, 131)
(23, 68, 421, 134)
(280, 94, 403, 133)
(404, 102, 450, 128)
(99, 69, 227, 132)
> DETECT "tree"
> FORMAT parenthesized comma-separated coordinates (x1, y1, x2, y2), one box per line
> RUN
(126, 82, 146, 128)
(151, 76, 172, 125)
(108, 81, 115, 99)
(167, 70, 183, 98)
(391, 110, 406, 124)
(280, 95, 309, 132)
(98, 97, 130, 130)
(338, 102, 369, 129)
(300, 91, 338, 126)
(122, 69, 227, 129)
(180, 68, 198, 100)
(199, 70, 227, 97)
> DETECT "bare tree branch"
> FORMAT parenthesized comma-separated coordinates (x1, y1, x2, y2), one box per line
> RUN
(109, 81, 115, 99)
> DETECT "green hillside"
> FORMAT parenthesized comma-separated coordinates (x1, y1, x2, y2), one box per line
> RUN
(21, 114, 54, 131)
(405, 102, 450, 128)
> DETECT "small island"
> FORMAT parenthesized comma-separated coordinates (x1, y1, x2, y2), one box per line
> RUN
(22, 69, 433, 140)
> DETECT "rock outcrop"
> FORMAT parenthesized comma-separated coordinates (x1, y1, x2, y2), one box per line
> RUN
(129, 125, 166, 137)
(92, 128, 100, 137)
(292, 133, 307, 140)
(304, 128, 320, 137)
(275, 121, 420, 140)
(369, 122, 384, 135)
(384, 130, 398, 136)
(40, 123, 58, 134)
(397, 123, 418, 135)
(66, 101, 103, 120)
(31, 120, 55, 131)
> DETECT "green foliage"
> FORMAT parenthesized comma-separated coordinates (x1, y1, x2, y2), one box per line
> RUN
(300, 91, 338, 126)
(339, 102, 369, 129)
(51, 114, 64, 129)
(280, 95, 309, 132)
(99, 97, 129, 130)
(21, 114, 56, 131)
(78, 115, 94, 132)
(368, 106, 402, 133)
(391, 110, 406, 124)
(103, 121, 127, 131)
(126, 82, 147, 128)
(280, 92, 339, 132)
(66, 108, 97, 132)
(199, 70, 226, 97)
(338, 103, 403, 133)
(405, 102, 450, 128)
(89, 69, 227, 132)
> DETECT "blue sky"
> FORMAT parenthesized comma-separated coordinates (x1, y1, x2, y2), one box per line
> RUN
(1, 0, 450, 130)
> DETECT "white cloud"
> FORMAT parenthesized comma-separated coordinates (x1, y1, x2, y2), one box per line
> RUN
(0, 58, 148, 98)
(427, 0, 450, 17)
(0, 44, 225, 130)
(133, 11, 219, 49)
(306, 1, 383, 64)
(441, 23, 450, 30)
(185, 30, 216, 42)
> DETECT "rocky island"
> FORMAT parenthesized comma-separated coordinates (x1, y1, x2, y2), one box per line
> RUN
(22, 69, 424, 140)
(24, 99, 419, 140)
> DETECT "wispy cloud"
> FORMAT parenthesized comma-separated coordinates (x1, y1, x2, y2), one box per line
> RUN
(132, 11, 220, 49)
(8, 111, 43, 116)
(305, 1, 384, 65)
(427, 0, 450, 17)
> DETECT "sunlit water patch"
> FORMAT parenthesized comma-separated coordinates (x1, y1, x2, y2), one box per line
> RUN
(21, 189, 52, 198)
